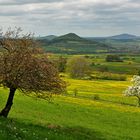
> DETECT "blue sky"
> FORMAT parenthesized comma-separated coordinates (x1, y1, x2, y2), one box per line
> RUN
(0, 0, 140, 37)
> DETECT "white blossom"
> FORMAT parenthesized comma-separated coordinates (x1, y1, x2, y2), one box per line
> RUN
(124, 75, 140, 106)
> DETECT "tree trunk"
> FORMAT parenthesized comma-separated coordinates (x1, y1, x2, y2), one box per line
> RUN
(0, 88, 16, 118)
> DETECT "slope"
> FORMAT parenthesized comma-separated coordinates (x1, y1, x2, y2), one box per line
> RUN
(0, 77, 140, 140)
(39, 33, 114, 54)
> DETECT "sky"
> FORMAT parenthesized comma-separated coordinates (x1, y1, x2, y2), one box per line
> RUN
(0, 0, 140, 37)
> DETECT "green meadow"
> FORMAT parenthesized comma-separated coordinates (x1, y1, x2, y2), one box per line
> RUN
(0, 54, 140, 140)
(0, 75, 140, 140)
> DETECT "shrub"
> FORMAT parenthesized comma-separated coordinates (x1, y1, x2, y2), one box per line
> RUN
(92, 94, 100, 100)
(106, 55, 123, 62)
(90, 72, 127, 81)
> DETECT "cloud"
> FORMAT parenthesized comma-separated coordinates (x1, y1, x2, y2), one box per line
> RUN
(0, 0, 66, 5)
(0, 0, 140, 36)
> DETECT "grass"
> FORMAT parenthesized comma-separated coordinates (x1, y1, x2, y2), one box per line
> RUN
(81, 54, 140, 74)
(51, 53, 140, 74)
(1, 54, 140, 140)
(0, 76, 140, 140)
(0, 89, 105, 140)
(66, 77, 129, 94)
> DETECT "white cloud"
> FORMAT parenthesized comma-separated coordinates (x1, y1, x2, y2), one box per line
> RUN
(0, 0, 140, 36)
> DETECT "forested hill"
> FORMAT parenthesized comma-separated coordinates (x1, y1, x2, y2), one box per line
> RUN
(85, 34, 140, 53)
(37, 33, 114, 54)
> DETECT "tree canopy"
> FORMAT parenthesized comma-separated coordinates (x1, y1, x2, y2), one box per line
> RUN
(0, 27, 66, 117)
(66, 56, 91, 78)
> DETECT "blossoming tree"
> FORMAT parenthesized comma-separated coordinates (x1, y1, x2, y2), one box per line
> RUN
(124, 75, 140, 106)
(0, 27, 66, 118)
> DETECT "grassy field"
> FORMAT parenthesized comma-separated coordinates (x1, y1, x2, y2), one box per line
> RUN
(0, 54, 140, 140)
(0, 75, 140, 140)
(88, 54, 140, 74)
(52, 53, 140, 74)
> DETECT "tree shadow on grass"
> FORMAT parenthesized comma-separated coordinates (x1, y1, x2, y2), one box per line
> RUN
(0, 117, 105, 140)
(59, 125, 105, 140)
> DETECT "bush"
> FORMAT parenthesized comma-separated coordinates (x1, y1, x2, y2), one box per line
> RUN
(92, 94, 100, 100)
(90, 72, 127, 81)
(106, 55, 123, 62)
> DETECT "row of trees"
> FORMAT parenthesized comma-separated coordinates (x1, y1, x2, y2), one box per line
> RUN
(106, 55, 123, 62)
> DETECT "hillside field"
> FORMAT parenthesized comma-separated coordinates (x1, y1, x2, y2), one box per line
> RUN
(0, 54, 140, 140)
(0, 75, 140, 140)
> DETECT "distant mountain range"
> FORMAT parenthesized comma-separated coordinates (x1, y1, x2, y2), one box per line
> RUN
(85, 34, 140, 40)
(38, 33, 140, 41)
(37, 33, 140, 54)
(1, 32, 139, 54)
(37, 33, 114, 54)
(109, 34, 139, 40)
